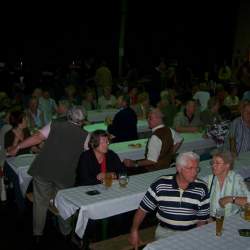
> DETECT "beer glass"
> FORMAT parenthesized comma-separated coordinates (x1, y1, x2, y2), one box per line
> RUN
(215, 208, 225, 236)
(244, 203, 250, 221)
(104, 172, 113, 188)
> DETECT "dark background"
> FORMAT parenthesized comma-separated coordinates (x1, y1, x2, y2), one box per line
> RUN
(0, 0, 240, 76)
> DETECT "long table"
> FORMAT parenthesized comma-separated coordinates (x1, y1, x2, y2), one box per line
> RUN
(84, 119, 150, 134)
(5, 132, 215, 197)
(143, 214, 249, 250)
(109, 132, 215, 161)
(54, 152, 250, 238)
(87, 109, 118, 123)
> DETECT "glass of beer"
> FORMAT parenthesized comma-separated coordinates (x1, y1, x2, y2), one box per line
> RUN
(244, 203, 250, 221)
(215, 208, 225, 237)
(104, 172, 113, 188)
(119, 173, 129, 188)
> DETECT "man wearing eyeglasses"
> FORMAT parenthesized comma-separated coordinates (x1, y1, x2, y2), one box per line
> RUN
(129, 152, 210, 249)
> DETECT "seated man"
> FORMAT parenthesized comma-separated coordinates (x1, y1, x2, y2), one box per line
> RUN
(173, 99, 202, 133)
(107, 94, 138, 143)
(75, 129, 125, 186)
(129, 152, 210, 249)
(123, 109, 174, 171)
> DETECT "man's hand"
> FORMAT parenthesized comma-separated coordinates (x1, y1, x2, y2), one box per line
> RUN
(128, 229, 142, 250)
(123, 159, 135, 168)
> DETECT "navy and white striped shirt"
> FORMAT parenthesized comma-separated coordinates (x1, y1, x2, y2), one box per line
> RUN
(140, 174, 210, 231)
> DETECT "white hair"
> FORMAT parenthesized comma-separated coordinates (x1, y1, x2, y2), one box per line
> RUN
(176, 152, 200, 170)
(67, 106, 85, 125)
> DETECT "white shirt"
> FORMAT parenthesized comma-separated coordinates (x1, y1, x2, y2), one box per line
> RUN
(146, 125, 182, 162)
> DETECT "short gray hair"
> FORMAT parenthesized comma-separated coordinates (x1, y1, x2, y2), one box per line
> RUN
(212, 150, 234, 169)
(67, 107, 85, 125)
(176, 152, 200, 170)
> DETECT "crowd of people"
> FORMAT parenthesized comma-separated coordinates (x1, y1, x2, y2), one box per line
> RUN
(0, 56, 250, 249)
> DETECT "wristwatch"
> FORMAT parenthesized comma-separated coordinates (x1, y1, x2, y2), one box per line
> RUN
(232, 196, 236, 204)
(134, 160, 139, 168)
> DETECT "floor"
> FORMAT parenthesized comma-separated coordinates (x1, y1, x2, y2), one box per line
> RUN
(0, 197, 81, 250)
(0, 193, 154, 250)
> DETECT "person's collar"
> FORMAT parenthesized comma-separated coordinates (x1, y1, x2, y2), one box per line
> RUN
(152, 124, 164, 132)
(174, 173, 196, 190)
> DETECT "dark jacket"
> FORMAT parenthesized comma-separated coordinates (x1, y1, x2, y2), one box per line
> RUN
(75, 149, 125, 186)
(107, 107, 138, 142)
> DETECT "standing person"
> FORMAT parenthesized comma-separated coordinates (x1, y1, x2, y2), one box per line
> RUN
(8, 107, 88, 244)
(129, 152, 210, 249)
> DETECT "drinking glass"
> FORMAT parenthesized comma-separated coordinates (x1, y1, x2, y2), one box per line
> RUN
(244, 203, 250, 221)
(118, 173, 129, 188)
(215, 208, 225, 236)
(104, 172, 113, 188)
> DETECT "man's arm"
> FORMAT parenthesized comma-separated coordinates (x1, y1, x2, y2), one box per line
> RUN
(7, 132, 46, 156)
(129, 208, 147, 250)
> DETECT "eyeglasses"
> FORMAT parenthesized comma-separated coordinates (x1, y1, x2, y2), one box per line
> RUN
(184, 167, 200, 173)
(209, 160, 224, 166)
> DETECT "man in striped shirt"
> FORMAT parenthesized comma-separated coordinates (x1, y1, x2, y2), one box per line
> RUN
(129, 152, 210, 249)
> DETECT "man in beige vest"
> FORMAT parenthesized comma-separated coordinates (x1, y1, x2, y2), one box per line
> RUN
(123, 108, 174, 171)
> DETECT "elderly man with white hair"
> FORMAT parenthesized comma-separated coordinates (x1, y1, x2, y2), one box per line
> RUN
(8, 107, 88, 244)
(129, 152, 210, 249)
(123, 108, 174, 171)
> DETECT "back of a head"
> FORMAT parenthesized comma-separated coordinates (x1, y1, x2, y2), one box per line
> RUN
(67, 107, 85, 125)
(219, 105, 231, 121)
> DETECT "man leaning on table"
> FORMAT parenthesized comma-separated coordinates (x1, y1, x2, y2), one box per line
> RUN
(7, 107, 88, 245)
(129, 152, 210, 249)
(123, 108, 176, 171)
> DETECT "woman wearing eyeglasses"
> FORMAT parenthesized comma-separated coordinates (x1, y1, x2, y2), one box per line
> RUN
(203, 151, 249, 217)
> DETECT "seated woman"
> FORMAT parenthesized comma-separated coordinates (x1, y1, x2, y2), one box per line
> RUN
(203, 151, 248, 217)
(75, 129, 125, 186)
(132, 92, 151, 120)
(4, 111, 31, 155)
(81, 89, 98, 111)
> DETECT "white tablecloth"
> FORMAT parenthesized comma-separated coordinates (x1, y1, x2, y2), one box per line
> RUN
(7, 132, 215, 197)
(54, 152, 250, 238)
(6, 154, 35, 195)
(109, 132, 215, 161)
(143, 215, 250, 250)
(87, 109, 118, 123)
(84, 119, 150, 134)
